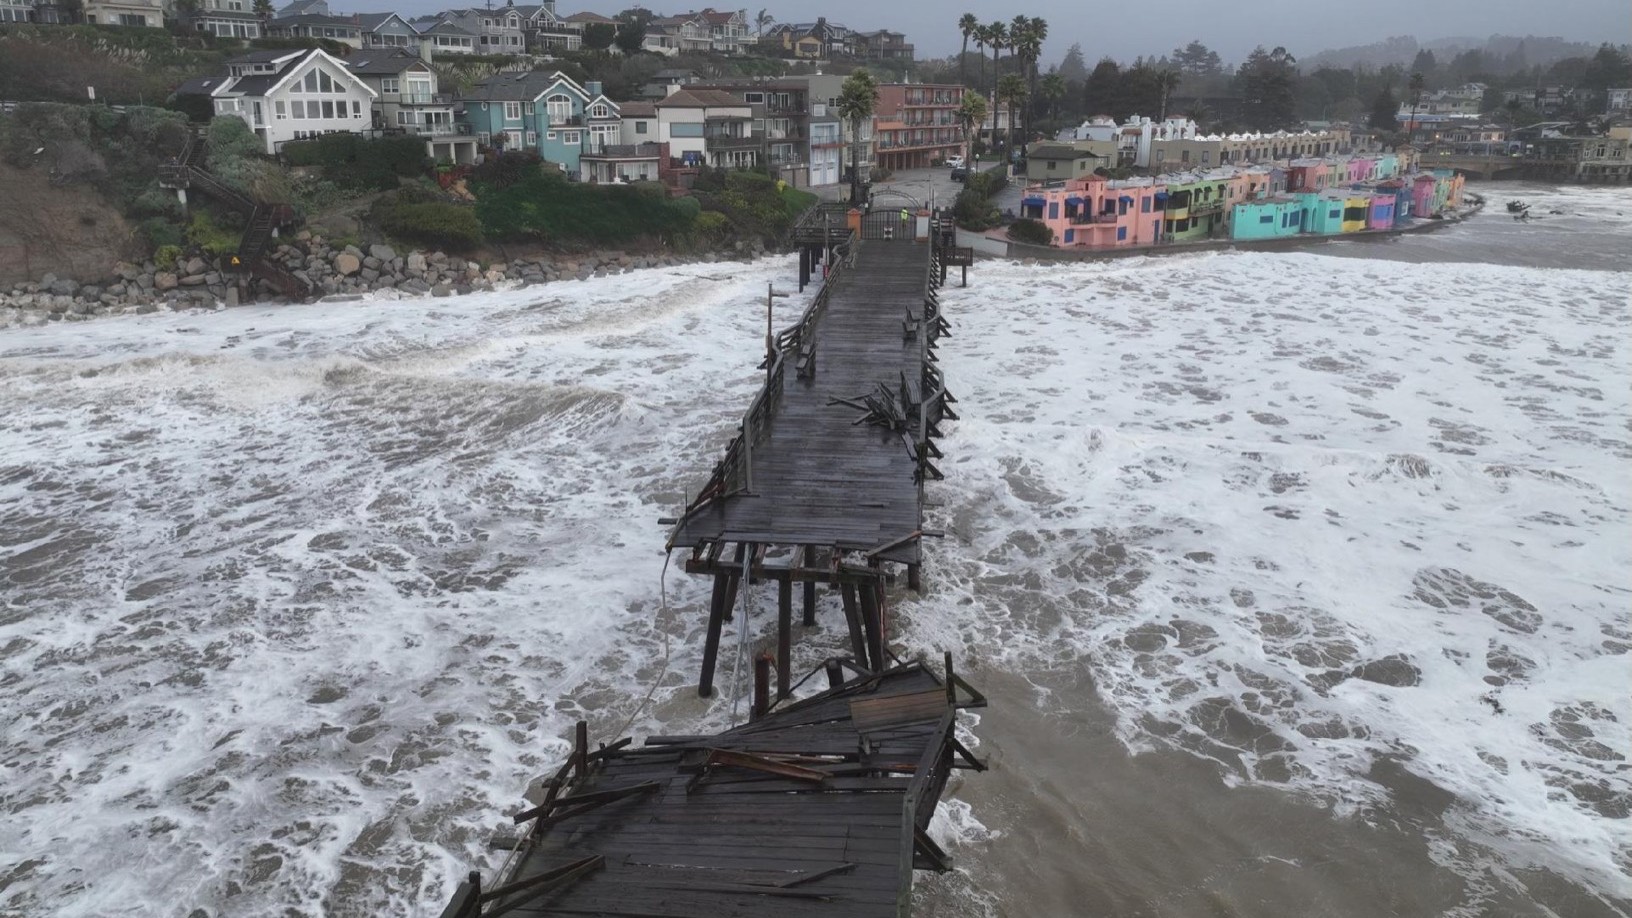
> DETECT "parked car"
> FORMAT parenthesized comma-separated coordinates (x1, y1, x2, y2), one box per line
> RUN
(950, 166, 970, 182)
(945, 155, 965, 169)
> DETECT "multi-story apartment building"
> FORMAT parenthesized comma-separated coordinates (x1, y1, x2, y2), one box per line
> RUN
(691, 77, 812, 183)
(872, 83, 964, 171)
(81, 0, 162, 26)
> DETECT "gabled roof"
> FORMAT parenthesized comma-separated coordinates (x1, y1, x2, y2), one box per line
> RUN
(564, 10, 614, 22)
(1028, 142, 1107, 160)
(211, 49, 378, 100)
(656, 88, 745, 109)
(463, 69, 589, 103)
(174, 75, 228, 96)
(344, 48, 428, 76)
(411, 17, 476, 36)
(273, 0, 328, 18)
(226, 49, 304, 64)
(619, 101, 656, 117)
(270, 13, 360, 29)
(354, 11, 408, 31)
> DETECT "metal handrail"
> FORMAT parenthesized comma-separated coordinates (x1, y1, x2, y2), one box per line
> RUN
(667, 230, 859, 541)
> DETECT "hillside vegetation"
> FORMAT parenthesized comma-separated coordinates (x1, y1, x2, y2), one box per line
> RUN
(0, 24, 229, 105)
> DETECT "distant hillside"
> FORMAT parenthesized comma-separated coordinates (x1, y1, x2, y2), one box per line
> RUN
(1302, 34, 1600, 72)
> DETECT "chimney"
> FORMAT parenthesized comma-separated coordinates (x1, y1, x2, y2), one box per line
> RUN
(586, 80, 602, 96)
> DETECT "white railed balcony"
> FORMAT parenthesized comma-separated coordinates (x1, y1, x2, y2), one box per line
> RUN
(399, 122, 470, 137)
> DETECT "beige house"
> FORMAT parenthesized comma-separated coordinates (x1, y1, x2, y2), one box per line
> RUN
(83, 0, 162, 26)
(1024, 141, 1118, 181)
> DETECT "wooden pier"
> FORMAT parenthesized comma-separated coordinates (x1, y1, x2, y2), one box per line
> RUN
(665, 219, 967, 699)
(438, 658, 987, 918)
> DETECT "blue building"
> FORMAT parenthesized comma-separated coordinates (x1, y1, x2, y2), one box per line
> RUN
(458, 71, 621, 172)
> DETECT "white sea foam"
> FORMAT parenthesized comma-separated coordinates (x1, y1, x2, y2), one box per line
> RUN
(911, 227, 1632, 901)
(0, 261, 813, 917)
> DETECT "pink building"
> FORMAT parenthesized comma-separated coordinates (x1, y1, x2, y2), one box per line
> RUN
(1412, 174, 1438, 216)
(1019, 176, 1166, 248)
(1347, 156, 1374, 184)
(1288, 158, 1327, 192)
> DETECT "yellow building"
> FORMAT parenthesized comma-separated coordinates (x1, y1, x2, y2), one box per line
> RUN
(1341, 195, 1371, 232)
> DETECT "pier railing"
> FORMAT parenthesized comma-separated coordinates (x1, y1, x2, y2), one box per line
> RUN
(669, 230, 859, 536)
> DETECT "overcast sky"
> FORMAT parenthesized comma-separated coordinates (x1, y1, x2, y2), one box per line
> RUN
(384, 0, 1629, 65)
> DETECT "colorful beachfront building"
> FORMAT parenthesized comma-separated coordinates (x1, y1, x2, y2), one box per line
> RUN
(1231, 197, 1304, 240)
(1298, 191, 1348, 235)
(1020, 152, 1465, 248)
(1339, 193, 1371, 232)
(1018, 175, 1164, 247)
(1367, 193, 1396, 229)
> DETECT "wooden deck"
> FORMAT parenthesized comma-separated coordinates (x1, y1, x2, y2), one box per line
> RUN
(668, 239, 942, 566)
(439, 661, 987, 918)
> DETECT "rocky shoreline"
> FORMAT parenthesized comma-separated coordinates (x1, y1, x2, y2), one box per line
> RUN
(0, 233, 774, 328)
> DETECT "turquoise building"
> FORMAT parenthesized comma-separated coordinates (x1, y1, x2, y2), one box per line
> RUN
(1230, 197, 1304, 240)
(458, 71, 621, 173)
(1300, 192, 1347, 235)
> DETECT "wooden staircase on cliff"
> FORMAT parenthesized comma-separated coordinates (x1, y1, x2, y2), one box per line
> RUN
(159, 131, 313, 301)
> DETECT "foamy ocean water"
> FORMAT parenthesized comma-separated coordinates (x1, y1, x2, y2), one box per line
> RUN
(2, 185, 1629, 917)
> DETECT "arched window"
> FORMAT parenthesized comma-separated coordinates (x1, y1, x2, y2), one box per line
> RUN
(546, 93, 573, 123)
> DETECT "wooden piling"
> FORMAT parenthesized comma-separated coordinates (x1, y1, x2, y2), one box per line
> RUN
(802, 580, 817, 627)
(777, 574, 793, 699)
(859, 582, 884, 673)
(840, 583, 867, 668)
(825, 658, 846, 690)
(751, 654, 771, 720)
(698, 574, 728, 697)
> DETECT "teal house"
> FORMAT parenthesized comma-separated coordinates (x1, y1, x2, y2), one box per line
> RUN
(1373, 153, 1400, 179)
(1230, 197, 1303, 240)
(1299, 192, 1347, 235)
(458, 71, 621, 173)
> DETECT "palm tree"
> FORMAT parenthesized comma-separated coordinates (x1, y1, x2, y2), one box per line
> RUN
(1407, 71, 1426, 143)
(754, 8, 773, 41)
(957, 92, 988, 169)
(972, 25, 989, 96)
(1039, 72, 1066, 130)
(253, 0, 272, 28)
(958, 13, 978, 89)
(838, 68, 879, 205)
(997, 73, 1027, 166)
(1017, 17, 1046, 141)
(986, 21, 1007, 96)
(1156, 69, 1181, 121)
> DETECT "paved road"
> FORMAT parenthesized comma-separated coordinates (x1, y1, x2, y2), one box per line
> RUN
(812, 165, 1024, 217)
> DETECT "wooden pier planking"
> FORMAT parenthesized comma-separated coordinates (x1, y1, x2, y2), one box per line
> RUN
(669, 239, 935, 565)
(444, 662, 987, 918)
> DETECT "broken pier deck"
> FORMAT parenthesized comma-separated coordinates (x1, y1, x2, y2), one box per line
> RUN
(439, 660, 987, 918)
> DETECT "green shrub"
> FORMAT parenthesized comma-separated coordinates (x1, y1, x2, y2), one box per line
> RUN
(187, 210, 241, 257)
(1006, 219, 1053, 245)
(378, 202, 483, 249)
(693, 210, 729, 241)
(153, 243, 184, 270)
(472, 149, 544, 189)
(474, 170, 695, 245)
(371, 186, 483, 249)
(282, 133, 426, 189)
(953, 186, 999, 231)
